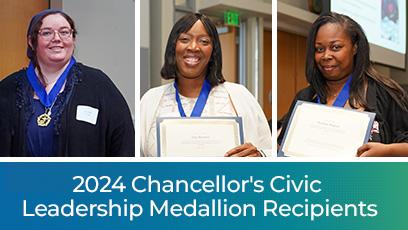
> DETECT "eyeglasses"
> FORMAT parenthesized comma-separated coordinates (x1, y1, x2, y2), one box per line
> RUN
(38, 28, 73, 40)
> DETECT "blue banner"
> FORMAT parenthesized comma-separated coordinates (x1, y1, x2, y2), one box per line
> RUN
(1, 162, 407, 229)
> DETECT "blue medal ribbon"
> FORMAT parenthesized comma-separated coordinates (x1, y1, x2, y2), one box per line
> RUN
(174, 79, 212, 117)
(26, 57, 76, 107)
(317, 75, 352, 107)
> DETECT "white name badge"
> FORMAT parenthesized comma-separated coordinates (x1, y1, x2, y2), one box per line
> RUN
(76, 105, 99, 125)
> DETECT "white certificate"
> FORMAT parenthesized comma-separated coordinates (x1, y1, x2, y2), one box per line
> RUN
(279, 101, 375, 157)
(156, 117, 244, 157)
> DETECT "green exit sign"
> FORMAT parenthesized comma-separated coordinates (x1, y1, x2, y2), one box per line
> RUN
(224, 11, 240, 26)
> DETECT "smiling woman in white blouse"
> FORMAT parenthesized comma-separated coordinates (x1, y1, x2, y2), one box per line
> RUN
(140, 13, 271, 157)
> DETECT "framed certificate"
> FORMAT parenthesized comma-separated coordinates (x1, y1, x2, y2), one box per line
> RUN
(156, 117, 244, 157)
(279, 101, 375, 157)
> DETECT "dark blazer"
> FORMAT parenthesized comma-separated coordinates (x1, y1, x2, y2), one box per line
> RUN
(0, 63, 135, 156)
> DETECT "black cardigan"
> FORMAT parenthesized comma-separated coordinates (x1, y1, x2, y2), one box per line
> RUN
(278, 79, 408, 145)
(0, 63, 135, 157)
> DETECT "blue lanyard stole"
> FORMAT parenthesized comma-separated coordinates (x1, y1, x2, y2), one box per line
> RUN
(26, 57, 76, 108)
(317, 76, 352, 107)
(174, 79, 212, 117)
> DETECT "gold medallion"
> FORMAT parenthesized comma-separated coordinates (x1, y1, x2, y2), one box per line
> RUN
(37, 113, 51, 127)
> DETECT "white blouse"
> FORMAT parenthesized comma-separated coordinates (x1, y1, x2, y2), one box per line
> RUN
(145, 84, 237, 155)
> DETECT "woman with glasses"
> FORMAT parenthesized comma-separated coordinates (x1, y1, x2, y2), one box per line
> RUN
(0, 9, 134, 156)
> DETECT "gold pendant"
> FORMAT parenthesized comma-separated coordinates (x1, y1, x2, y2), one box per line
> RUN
(37, 112, 51, 127)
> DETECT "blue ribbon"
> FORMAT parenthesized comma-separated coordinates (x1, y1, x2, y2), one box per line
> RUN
(26, 57, 76, 107)
(317, 76, 352, 107)
(174, 79, 212, 117)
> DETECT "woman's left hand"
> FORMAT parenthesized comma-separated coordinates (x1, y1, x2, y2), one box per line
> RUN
(225, 143, 262, 157)
(357, 142, 408, 157)
(356, 143, 391, 157)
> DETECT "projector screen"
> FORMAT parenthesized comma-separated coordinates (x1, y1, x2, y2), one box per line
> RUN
(328, 0, 406, 69)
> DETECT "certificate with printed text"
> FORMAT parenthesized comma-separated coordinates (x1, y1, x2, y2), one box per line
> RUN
(279, 101, 375, 157)
(156, 117, 244, 157)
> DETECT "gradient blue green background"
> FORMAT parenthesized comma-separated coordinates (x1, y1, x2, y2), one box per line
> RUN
(0, 162, 407, 229)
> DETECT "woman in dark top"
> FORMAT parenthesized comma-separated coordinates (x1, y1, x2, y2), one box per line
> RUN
(278, 12, 408, 156)
(0, 9, 134, 156)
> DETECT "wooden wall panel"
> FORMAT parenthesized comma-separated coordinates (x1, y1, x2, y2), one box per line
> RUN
(277, 30, 297, 119)
(277, 30, 309, 119)
(0, 0, 49, 79)
(295, 35, 308, 92)
(263, 30, 272, 120)
(219, 26, 237, 83)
